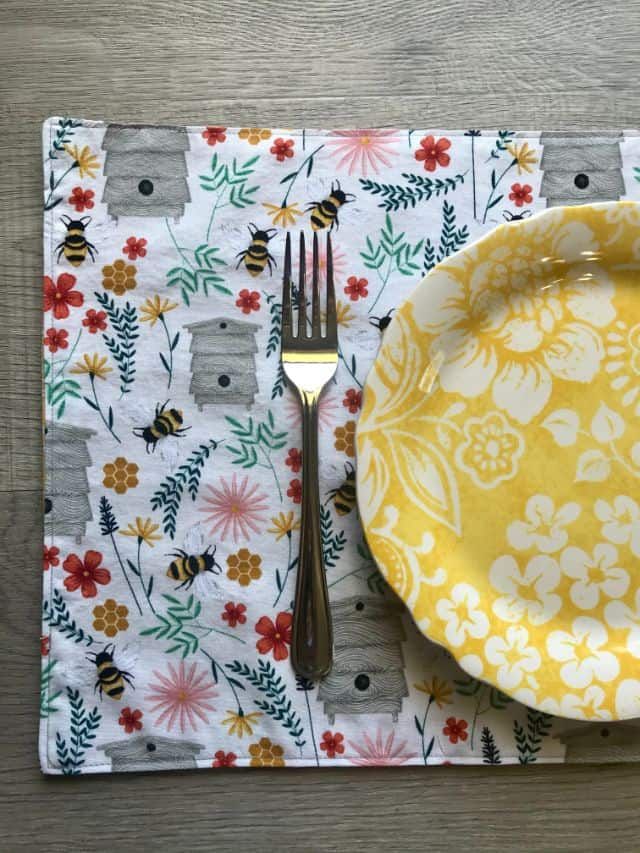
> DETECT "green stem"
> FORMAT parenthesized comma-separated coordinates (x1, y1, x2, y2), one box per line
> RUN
(282, 144, 324, 205)
(205, 194, 229, 244)
(89, 375, 121, 443)
(137, 539, 156, 615)
(53, 329, 82, 381)
(192, 621, 246, 645)
(482, 159, 515, 224)
(159, 314, 174, 389)
(304, 688, 320, 766)
(44, 163, 75, 209)
(470, 685, 487, 750)
(202, 649, 243, 713)
(165, 218, 196, 269)
(368, 253, 394, 313)
(421, 696, 435, 765)
(337, 344, 363, 389)
(109, 531, 143, 615)
(259, 446, 283, 501)
(272, 534, 296, 607)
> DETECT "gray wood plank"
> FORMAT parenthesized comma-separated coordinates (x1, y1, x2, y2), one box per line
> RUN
(2, 0, 640, 849)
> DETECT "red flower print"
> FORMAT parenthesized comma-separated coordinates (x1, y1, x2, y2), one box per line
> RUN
(415, 135, 451, 172)
(343, 388, 362, 414)
(287, 478, 302, 504)
(508, 182, 533, 207)
(82, 308, 108, 334)
(40, 635, 50, 656)
(320, 730, 345, 758)
(68, 186, 95, 212)
(62, 550, 111, 598)
(123, 236, 147, 260)
(43, 545, 59, 571)
(270, 137, 295, 162)
(344, 276, 368, 302)
(212, 750, 237, 767)
(235, 288, 260, 314)
(222, 602, 247, 628)
(118, 707, 143, 733)
(43, 328, 69, 354)
(202, 127, 227, 146)
(43, 273, 84, 320)
(255, 611, 293, 661)
(285, 448, 302, 474)
(443, 717, 468, 744)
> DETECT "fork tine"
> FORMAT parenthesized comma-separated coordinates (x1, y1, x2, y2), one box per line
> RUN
(282, 232, 292, 340)
(298, 232, 306, 338)
(325, 234, 337, 342)
(311, 232, 321, 336)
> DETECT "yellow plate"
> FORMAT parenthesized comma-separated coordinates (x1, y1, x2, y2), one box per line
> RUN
(357, 202, 640, 721)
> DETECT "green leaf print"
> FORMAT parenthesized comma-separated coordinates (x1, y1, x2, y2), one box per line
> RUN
(43, 589, 95, 646)
(140, 594, 202, 657)
(40, 659, 62, 718)
(361, 214, 423, 312)
(359, 172, 466, 213)
(225, 411, 286, 500)
(95, 292, 139, 397)
(55, 688, 101, 775)
(423, 200, 469, 272)
(320, 504, 347, 569)
(513, 709, 553, 764)
(481, 726, 501, 764)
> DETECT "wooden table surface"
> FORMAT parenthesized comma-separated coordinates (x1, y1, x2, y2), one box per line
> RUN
(2, 1, 640, 850)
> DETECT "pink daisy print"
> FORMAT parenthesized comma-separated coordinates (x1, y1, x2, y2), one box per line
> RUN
(284, 389, 338, 433)
(326, 130, 400, 177)
(305, 241, 347, 287)
(348, 728, 416, 766)
(199, 473, 269, 542)
(146, 661, 217, 734)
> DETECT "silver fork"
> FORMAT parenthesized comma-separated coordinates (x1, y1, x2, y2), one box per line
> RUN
(281, 231, 338, 680)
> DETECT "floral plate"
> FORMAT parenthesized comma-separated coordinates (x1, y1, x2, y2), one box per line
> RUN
(356, 201, 640, 721)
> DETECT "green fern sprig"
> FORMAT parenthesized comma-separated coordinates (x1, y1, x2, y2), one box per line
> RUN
(40, 659, 62, 717)
(47, 117, 81, 160)
(43, 589, 95, 646)
(360, 172, 465, 212)
(423, 201, 469, 272)
(513, 709, 553, 764)
(55, 688, 101, 775)
(150, 439, 219, 539)
(320, 504, 347, 568)
(481, 726, 501, 764)
(485, 129, 515, 162)
(95, 292, 139, 397)
(140, 594, 202, 657)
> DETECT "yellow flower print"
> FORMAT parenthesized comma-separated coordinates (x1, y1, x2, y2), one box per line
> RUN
(414, 676, 452, 708)
(455, 412, 524, 489)
(139, 295, 178, 327)
(248, 737, 285, 767)
(505, 141, 538, 175)
(239, 128, 271, 145)
(267, 511, 301, 541)
(119, 516, 162, 546)
(335, 300, 355, 328)
(70, 353, 112, 380)
(221, 709, 262, 738)
(262, 201, 303, 228)
(64, 144, 100, 179)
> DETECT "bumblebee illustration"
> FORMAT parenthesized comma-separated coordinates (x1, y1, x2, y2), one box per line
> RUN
(167, 544, 221, 591)
(236, 224, 277, 277)
(133, 400, 191, 452)
(503, 209, 532, 222)
(56, 215, 98, 266)
(307, 180, 355, 232)
(87, 643, 136, 701)
(370, 309, 394, 333)
(325, 462, 357, 516)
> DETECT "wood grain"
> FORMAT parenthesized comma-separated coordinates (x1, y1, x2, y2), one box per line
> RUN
(2, 0, 640, 849)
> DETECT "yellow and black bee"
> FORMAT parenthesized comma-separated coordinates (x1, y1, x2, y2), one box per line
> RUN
(167, 544, 221, 591)
(236, 224, 277, 277)
(325, 462, 357, 516)
(56, 215, 97, 266)
(87, 643, 135, 701)
(133, 400, 191, 453)
(307, 180, 355, 232)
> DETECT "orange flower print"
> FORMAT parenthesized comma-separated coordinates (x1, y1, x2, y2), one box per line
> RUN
(255, 611, 293, 661)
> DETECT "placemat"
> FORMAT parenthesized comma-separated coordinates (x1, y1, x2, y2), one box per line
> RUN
(40, 120, 640, 773)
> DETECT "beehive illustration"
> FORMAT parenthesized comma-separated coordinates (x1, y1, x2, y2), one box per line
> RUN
(44, 422, 96, 543)
(540, 132, 625, 207)
(184, 317, 260, 410)
(102, 124, 191, 221)
(98, 735, 204, 772)
(317, 595, 409, 723)
(555, 723, 640, 763)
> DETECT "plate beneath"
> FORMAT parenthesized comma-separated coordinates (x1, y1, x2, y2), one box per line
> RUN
(357, 201, 640, 721)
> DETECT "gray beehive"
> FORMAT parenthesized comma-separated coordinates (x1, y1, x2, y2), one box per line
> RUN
(184, 316, 260, 410)
(44, 421, 96, 543)
(317, 595, 409, 724)
(98, 735, 205, 772)
(555, 723, 640, 763)
(540, 132, 625, 207)
(102, 124, 191, 221)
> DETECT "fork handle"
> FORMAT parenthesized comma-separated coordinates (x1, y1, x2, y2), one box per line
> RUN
(291, 393, 333, 681)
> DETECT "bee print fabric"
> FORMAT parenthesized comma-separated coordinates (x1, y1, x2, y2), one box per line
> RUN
(41, 120, 640, 773)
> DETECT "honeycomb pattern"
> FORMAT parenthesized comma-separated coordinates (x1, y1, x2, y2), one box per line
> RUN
(226, 548, 262, 586)
(334, 420, 356, 458)
(102, 259, 137, 296)
(93, 599, 129, 637)
(103, 457, 139, 494)
(248, 737, 285, 767)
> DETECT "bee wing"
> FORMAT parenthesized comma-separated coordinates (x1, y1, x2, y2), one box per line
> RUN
(183, 523, 206, 554)
(160, 435, 182, 471)
(61, 655, 95, 689)
(113, 641, 140, 674)
(192, 571, 224, 601)
(123, 399, 152, 427)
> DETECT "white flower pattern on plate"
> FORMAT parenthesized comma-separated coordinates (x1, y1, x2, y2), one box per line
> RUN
(538, 686, 609, 720)
(595, 496, 640, 556)
(546, 617, 620, 689)
(435, 583, 490, 648)
(454, 411, 524, 490)
(604, 589, 640, 658)
(560, 544, 629, 610)
(484, 625, 541, 690)
(489, 554, 561, 625)
(615, 679, 640, 719)
(507, 494, 581, 554)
